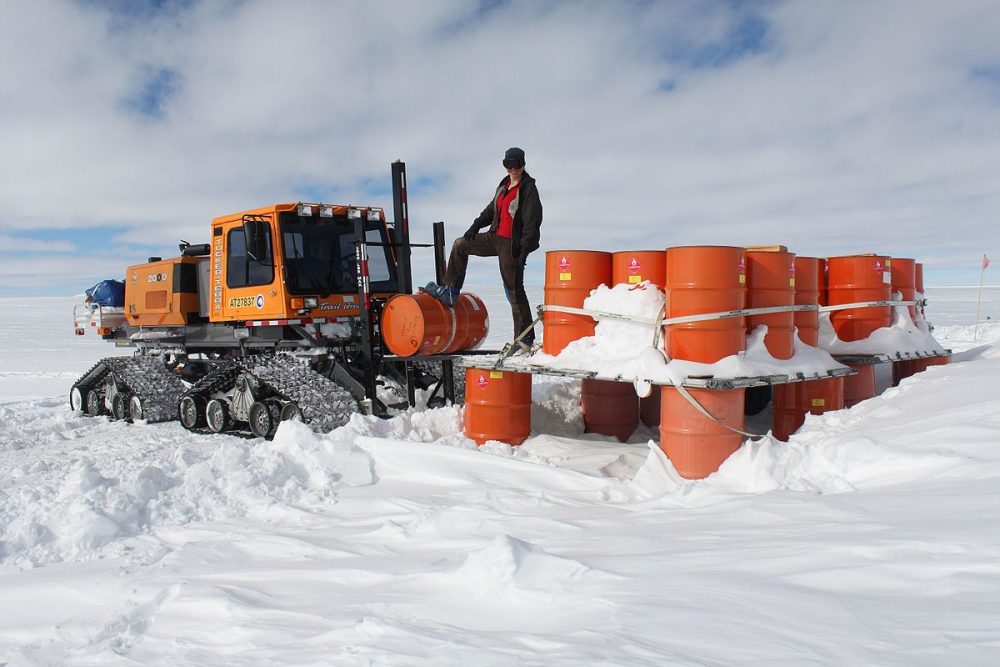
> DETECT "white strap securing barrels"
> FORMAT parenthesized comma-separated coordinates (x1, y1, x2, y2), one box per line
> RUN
(818, 300, 916, 312)
(540, 303, 818, 326)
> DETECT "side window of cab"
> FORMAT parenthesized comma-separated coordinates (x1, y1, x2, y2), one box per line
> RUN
(227, 227, 274, 288)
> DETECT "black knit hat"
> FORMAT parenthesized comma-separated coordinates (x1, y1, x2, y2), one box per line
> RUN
(504, 147, 526, 164)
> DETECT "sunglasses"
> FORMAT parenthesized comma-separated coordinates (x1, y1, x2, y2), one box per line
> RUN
(502, 159, 524, 169)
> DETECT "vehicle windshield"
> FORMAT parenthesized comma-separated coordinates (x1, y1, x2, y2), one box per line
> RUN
(280, 213, 397, 296)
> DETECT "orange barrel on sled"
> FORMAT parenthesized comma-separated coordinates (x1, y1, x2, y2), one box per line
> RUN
(745, 249, 796, 360)
(890, 257, 917, 321)
(826, 255, 892, 342)
(543, 251, 612, 355)
(792, 257, 821, 347)
(612, 250, 667, 426)
(581, 379, 639, 442)
(463, 368, 532, 446)
(660, 246, 747, 479)
(663, 246, 747, 363)
(612, 251, 667, 290)
(381, 292, 489, 357)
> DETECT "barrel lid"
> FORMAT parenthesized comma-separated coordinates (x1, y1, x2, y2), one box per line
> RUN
(381, 294, 427, 357)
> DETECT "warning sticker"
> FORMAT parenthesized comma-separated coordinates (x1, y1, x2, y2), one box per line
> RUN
(811, 398, 826, 407)
(558, 256, 570, 271)
(628, 275, 642, 284)
(739, 274, 746, 284)
(560, 272, 572, 281)
(789, 278, 796, 287)
(490, 371, 503, 379)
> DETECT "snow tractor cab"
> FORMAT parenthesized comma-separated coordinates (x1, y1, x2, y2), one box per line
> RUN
(71, 161, 483, 438)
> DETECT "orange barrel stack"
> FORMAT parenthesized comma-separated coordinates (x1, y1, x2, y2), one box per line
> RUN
(827, 254, 892, 407)
(381, 292, 489, 357)
(463, 368, 532, 446)
(771, 256, 845, 440)
(580, 251, 665, 438)
(661, 246, 747, 479)
(543, 251, 612, 355)
(745, 248, 796, 359)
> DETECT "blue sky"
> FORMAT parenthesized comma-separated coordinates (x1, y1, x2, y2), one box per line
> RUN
(1, 0, 999, 296)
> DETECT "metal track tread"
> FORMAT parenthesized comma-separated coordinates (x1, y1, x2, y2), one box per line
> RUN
(104, 356, 186, 422)
(240, 355, 358, 432)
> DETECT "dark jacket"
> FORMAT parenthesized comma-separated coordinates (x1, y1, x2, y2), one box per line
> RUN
(468, 172, 542, 260)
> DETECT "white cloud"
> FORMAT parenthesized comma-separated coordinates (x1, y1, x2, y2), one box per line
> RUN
(0, 0, 998, 295)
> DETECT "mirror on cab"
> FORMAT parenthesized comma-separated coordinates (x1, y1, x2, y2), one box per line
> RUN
(242, 217, 270, 262)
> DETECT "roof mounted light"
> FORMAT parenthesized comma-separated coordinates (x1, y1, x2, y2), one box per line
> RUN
(319, 205, 334, 218)
(297, 204, 315, 217)
(347, 208, 362, 220)
(367, 208, 382, 221)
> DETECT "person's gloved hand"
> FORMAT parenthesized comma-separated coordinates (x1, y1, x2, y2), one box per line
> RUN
(463, 226, 478, 242)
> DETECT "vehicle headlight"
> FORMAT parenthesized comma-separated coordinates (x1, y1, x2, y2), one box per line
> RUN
(304, 297, 319, 308)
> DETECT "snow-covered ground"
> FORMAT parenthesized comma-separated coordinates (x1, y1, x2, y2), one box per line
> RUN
(1, 285, 1000, 665)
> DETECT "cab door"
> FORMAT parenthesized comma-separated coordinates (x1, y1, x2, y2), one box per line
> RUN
(214, 219, 286, 322)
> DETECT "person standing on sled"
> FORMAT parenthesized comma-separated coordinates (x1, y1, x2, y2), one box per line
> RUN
(425, 147, 543, 353)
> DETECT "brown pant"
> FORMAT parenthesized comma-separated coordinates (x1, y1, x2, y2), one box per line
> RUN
(443, 232, 535, 341)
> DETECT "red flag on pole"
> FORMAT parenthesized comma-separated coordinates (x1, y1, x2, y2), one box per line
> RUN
(984, 255, 991, 270)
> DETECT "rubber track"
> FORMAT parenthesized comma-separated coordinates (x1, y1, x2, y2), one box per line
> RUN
(242, 356, 358, 432)
(104, 357, 186, 423)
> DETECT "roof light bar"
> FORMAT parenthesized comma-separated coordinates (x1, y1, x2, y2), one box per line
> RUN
(347, 208, 362, 220)
(297, 204, 315, 216)
(367, 208, 382, 221)
(319, 205, 334, 218)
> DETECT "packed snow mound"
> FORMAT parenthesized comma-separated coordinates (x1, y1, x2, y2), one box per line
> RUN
(819, 299, 946, 355)
(0, 417, 374, 567)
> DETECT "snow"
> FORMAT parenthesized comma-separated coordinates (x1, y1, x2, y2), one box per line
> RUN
(2, 287, 1000, 664)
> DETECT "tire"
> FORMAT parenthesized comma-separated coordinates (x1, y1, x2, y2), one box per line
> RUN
(178, 395, 205, 430)
(206, 399, 231, 433)
(129, 395, 145, 421)
(70, 387, 84, 411)
(85, 389, 105, 416)
(112, 393, 129, 421)
(248, 401, 275, 439)
(279, 402, 303, 423)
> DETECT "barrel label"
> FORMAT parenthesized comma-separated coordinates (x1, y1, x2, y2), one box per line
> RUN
(477, 375, 489, 389)
(628, 275, 642, 284)
(811, 398, 825, 407)
(789, 278, 796, 287)
(739, 274, 746, 284)
(560, 272, 572, 281)
(627, 258, 641, 273)
(558, 256, 570, 270)
(490, 371, 503, 379)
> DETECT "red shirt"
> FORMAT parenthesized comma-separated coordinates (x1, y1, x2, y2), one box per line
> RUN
(495, 181, 520, 238)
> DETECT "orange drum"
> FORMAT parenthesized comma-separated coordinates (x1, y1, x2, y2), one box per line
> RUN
(746, 250, 796, 359)
(843, 364, 876, 407)
(890, 257, 916, 321)
(793, 257, 820, 347)
(660, 388, 745, 479)
(581, 379, 639, 442)
(664, 246, 747, 363)
(612, 251, 667, 290)
(909, 354, 950, 375)
(463, 368, 532, 446)
(543, 251, 612, 355)
(772, 377, 845, 441)
(827, 255, 892, 341)
(381, 292, 488, 357)
(817, 257, 828, 307)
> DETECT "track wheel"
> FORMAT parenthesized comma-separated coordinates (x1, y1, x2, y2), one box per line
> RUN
(70, 387, 84, 411)
(206, 399, 231, 433)
(248, 401, 276, 439)
(279, 402, 303, 423)
(112, 393, 130, 421)
(85, 389, 105, 416)
(129, 395, 145, 421)
(179, 395, 205, 430)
